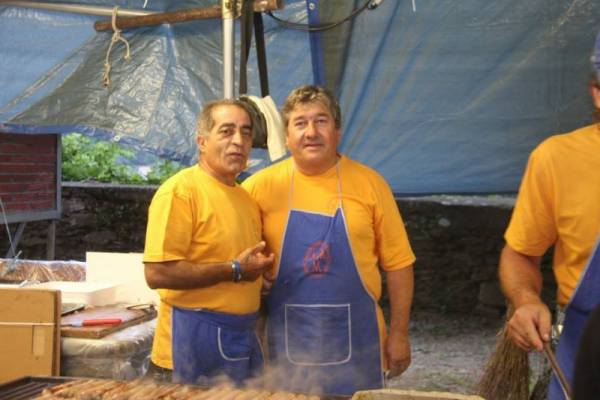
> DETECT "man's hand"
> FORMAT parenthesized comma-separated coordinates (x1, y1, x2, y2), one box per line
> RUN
(507, 301, 552, 352)
(385, 331, 411, 378)
(236, 241, 275, 281)
(499, 244, 550, 352)
(261, 269, 276, 295)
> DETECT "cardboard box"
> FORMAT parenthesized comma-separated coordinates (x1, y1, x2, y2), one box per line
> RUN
(352, 389, 485, 400)
(31, 281, 118, 306)
(86, 252, 159, 305)
(0, 288, 61, 383)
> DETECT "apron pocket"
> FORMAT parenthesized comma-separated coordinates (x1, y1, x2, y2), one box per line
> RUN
(284, 303, 351, 366)
(218, 327, 252, 361)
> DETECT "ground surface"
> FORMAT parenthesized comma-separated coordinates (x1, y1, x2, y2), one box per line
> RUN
(386, 310, 535, 396)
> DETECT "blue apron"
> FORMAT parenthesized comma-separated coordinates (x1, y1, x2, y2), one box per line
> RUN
(171, 307, 263, 385)
(549, 236, 600, 400)
(266, 167, 384, 396)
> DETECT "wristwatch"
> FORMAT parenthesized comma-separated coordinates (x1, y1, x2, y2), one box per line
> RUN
(231, 260, 242, 283)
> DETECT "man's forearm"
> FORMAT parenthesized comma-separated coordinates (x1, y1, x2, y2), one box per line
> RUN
(144, 242, 274, 290)
(498, 244, 543, 307)
(145, 260, 231, 290)
(386, 265, 414, 334)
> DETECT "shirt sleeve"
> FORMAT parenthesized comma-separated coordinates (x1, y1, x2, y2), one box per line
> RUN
(505, 144, 557, 256)
(373, 175, 416, 271)
(241, 174, 257, 198)
(143, 188, 194, 262)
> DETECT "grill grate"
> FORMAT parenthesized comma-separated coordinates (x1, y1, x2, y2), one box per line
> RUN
(0, 376, 73, 400)
(0, 376, 350, 399)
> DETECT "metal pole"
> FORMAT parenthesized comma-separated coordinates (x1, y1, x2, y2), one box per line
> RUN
(222, 0, 235, 99)
(0, 1, 154, 17)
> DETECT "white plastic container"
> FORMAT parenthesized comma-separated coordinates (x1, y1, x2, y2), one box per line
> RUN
(31, 281, 119, 306)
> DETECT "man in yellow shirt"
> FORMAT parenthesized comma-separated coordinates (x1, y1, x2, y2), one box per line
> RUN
(143, 99, 274, 385)
(243, 85, 415, 396)
(499, 34, 600, 400)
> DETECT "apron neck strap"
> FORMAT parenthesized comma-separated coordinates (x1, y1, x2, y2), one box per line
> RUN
(289, 161, 343, 211)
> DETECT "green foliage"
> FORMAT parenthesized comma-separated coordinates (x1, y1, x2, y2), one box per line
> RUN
(62, 133, 183, 184)
(144, 160, 183, 185)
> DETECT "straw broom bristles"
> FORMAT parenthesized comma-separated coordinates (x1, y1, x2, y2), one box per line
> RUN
(477, 306, 529, 400)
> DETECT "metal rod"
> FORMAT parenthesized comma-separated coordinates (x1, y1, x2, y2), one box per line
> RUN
(222, 0, 235, 99)
(544, 342, 572, 400)
(0, 1, 154, 17)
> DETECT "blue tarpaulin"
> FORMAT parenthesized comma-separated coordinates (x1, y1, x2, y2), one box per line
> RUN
(1, 0, 599, 194)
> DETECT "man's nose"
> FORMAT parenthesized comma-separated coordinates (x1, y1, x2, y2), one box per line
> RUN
(230, 129, 244, 144)
(305, 121, 318, 137)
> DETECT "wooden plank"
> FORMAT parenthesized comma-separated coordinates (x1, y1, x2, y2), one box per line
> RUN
(61, 306, 157, 339)
(352, 389, 485, 400)
(47, 220, 56, 261)
(94, 0, 283, 31)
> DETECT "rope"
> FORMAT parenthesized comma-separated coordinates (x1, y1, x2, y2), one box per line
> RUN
(102, 6, 131, 88)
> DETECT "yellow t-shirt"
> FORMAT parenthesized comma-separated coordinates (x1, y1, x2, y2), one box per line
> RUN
(505, 124, 600, 305)
(243, 155, 415, 363)
(143, 165, 262, 368)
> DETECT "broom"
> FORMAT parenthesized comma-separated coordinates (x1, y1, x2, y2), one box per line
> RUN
(476, 305, 530, 400)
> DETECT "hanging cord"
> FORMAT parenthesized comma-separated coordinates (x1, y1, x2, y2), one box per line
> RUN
(102, 6, 131, 88)
(0, 197, 22, 275)
(266, 0, 372, 32)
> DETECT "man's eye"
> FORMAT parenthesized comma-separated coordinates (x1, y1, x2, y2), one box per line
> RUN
(219, 129, 234, 136)
(242, 129, 253, 137)
(316, 118, 328, 124)
(295, 121, 307, 128)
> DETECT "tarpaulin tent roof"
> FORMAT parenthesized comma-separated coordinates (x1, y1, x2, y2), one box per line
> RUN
(2, 0, 600, 195)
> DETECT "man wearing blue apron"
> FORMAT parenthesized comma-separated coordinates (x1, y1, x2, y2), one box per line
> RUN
(549, 240, 600, 399)
(143, 99, 274, 385)
(243, 85, 416, 396)
(498, 31, 600, 399)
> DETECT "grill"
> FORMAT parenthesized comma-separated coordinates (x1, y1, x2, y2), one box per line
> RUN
(0, 376, 350, 400)
(0, 376, 75, 400)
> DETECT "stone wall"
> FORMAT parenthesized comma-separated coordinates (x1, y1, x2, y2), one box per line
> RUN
(0, 184, 556, 314)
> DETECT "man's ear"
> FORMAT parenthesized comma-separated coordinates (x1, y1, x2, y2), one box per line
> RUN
(591, 85, 600, 109)
(197, 135, 206, 154)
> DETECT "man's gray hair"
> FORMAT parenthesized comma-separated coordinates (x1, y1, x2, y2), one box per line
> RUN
(196, 99, 253, 136)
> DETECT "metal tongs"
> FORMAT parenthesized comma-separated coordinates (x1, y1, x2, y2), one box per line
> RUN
(543, 342, 572, 400)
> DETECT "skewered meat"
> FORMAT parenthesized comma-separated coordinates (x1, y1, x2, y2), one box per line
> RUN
(34, 379, 321, 400)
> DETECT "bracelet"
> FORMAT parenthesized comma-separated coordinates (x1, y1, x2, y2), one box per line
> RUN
(231, 260, 242, 283)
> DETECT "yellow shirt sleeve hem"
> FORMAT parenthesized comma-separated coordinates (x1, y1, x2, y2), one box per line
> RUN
(381, 256, 416, 271)
(142, 253, 186, 263)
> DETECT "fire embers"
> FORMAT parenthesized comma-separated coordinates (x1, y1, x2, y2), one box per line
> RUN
(35, 378, 321, 400)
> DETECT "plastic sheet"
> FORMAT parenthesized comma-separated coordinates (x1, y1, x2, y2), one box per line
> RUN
(0, 0, 311, 165)
(2, 1, 600, 194)
(61, 319, 156, 380)
(0, 258, 86, 283)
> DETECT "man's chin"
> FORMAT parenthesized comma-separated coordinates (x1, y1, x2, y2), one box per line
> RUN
(227, 162, 247, 175)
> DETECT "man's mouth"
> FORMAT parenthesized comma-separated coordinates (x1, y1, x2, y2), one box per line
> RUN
(303, 143, 322, 149)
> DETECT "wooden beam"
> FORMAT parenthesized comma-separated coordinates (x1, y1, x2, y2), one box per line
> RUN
(46, 219, 56, 260)
(94, 0, 283, 32)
